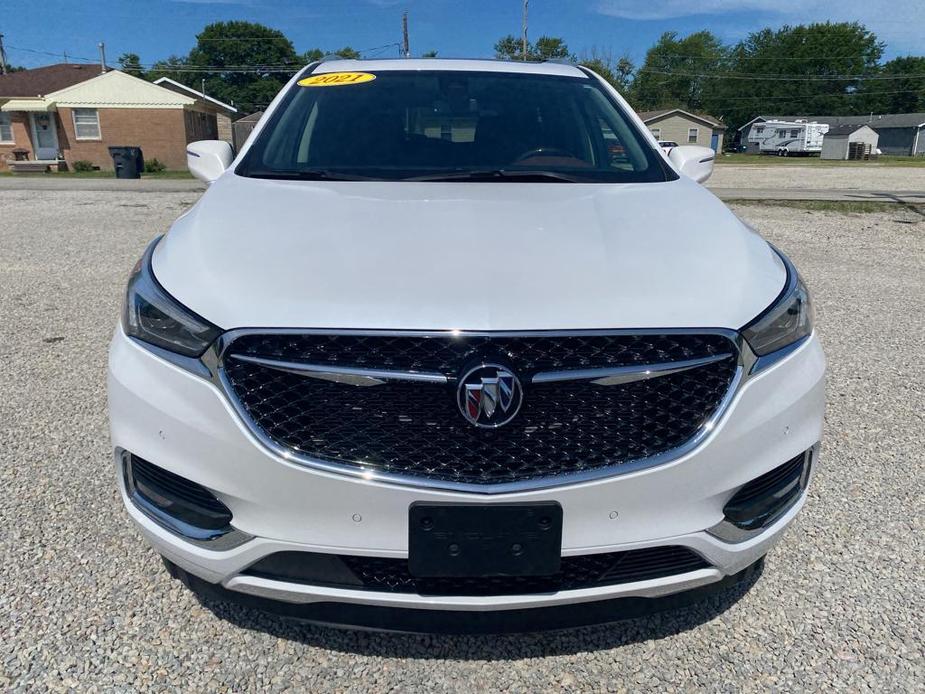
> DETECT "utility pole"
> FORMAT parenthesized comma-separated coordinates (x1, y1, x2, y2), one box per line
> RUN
(521, 0, 529, 61)
(0, 34, 8, 75)
(98, 42, 107, 73)
(402, 11, 410, 58)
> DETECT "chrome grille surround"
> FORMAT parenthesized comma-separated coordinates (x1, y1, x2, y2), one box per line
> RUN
(204, 329, 752, 494)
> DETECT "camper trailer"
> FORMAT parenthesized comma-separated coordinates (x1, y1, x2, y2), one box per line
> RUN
(748, 120, 829, 156)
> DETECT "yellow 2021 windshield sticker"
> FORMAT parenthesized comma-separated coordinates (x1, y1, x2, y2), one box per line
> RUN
(298, 72, 376, 87)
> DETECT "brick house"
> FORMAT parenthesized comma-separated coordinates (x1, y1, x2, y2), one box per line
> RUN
(0, 64, 236, 171)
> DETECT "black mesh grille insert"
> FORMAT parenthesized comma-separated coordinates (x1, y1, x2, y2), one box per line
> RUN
(244, 546, 711, 596)
(730, 452, 806, 505)
(222, 332, 738, 486)
(130, 456, 228, 515)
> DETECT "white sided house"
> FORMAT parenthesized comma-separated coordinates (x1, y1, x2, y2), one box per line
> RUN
(748, 120, 829, 156)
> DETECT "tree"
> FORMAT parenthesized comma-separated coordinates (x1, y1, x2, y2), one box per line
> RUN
(174, 21, 301, 113)
(332, 46, 360, 59)
(495, 34, 528, 61)
(632, 31, 727, 113)
(713, 23, 884, 129)
(857, 56, 925, 113)
(422, 50, 438, 58)
(494, 35, 572, 62)
(118, 52, 145, 78)
(580, 49, 634, 95)
(533, 36, 571, 61)
(147, 55, 190, 85)
(302, 48, 324, 63)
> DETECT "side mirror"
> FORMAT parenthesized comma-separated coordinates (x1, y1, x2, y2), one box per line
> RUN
(668, 145, 715, 184)
(186, 140, 234, 184)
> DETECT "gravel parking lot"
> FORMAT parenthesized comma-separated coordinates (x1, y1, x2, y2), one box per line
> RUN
(1, 190, 923, 691)
(710, 163, 925, 191)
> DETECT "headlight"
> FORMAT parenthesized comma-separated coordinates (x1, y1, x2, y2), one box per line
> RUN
(742, 248, 813, 360)
(122, 236, 221, 357)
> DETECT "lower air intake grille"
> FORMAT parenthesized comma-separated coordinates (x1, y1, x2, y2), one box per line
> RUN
(243, 546, 711, 596)
(221, 332, 739, 487)
(127, 454, 231, 530)
(723, 449, 812, 530)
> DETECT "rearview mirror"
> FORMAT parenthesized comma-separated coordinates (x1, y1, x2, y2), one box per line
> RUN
(667, 145, 715, 184)
(187, 140, 234, 184)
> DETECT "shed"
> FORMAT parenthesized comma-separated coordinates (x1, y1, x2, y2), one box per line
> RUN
(233, 111, 264, 151)
(821, 124, 879, 160)
(740, 113, 924, 156)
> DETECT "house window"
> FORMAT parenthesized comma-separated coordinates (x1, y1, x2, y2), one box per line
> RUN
(72, 109, 101, 140)
(0, 113, 13, 144)
(688, 128, 698, 143)
(650, 127, 661, 139)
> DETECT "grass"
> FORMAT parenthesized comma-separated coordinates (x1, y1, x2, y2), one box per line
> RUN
(731, 199, 925, 214)
(716, 153, 925, 167)
(0, 169, 194, 179)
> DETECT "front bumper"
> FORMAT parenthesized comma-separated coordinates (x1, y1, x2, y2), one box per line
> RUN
(109, 327, 825, 614)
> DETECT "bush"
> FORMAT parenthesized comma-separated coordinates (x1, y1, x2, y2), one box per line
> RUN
(72, 160, 95, 172)
(144, 158, 167, 173)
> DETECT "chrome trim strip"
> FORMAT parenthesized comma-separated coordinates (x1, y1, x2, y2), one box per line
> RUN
(121, 451, 252, 550)
(707, 443, 818, 543)
(202, 328, 750, 494)
(532, 353, 733, 385)
(228, 354, 447, 386)
(750, 335, 810, 374)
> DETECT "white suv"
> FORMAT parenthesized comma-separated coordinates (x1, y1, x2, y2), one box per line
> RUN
(109, 59, 825, 632)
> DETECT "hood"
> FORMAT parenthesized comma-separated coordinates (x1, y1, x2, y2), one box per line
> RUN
(153, 174, 785, 331)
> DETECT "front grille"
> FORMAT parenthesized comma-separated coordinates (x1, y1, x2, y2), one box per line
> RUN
(222, 332, 738, 486)
(244, 546, 711, 596)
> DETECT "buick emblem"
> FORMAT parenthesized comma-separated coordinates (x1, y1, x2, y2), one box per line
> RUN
(457, 364, 523, 428)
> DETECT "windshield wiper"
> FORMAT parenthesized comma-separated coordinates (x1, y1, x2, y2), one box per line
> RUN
(405, 169, 584, 183)
(249, 169, 381, 181)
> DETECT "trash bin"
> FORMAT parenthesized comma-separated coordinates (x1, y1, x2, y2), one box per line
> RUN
(108, 146, 144, 179)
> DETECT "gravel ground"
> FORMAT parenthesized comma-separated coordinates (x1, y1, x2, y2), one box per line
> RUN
(710, 164, 925, 191)
(1, 191, 923, 691)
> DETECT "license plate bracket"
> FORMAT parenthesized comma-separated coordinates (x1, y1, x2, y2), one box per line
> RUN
(408, 502, 563, 578)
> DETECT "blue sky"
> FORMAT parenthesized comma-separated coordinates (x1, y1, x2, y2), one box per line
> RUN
(3, 0, 920, 71)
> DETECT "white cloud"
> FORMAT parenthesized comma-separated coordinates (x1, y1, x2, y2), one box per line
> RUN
(594, 0, 925, 53)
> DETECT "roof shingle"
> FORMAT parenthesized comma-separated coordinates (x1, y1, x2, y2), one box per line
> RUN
(0, 64, 104, 98)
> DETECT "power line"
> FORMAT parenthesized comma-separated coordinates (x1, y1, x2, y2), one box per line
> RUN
(6, 44, 95, 62)
(635, 68, 925, 81)
(717, 88, 925, 101)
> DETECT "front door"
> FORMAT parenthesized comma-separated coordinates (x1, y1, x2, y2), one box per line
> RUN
(30, 112, 60, 160)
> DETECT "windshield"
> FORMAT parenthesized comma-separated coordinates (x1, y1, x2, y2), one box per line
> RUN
(238, 68, 674, 183)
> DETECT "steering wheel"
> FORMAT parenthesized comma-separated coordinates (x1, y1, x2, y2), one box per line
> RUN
(513, 147, 578, 163)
